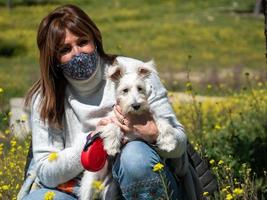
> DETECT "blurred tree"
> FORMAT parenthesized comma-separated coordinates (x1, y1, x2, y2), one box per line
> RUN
(264, 0, 267, 63)
(6, 0, 12, 10)
(254, 0, 263, 15)
(23, 0, 51, 4)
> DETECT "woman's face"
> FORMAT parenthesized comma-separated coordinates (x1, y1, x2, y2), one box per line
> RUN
(58, 29, 95, 64)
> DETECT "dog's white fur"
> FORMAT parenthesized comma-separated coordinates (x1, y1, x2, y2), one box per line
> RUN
(79, 60, 177, 200)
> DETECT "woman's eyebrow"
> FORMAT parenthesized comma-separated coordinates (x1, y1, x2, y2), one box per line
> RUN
(60, 43, 71, 48)
(77, 36, 90, 41)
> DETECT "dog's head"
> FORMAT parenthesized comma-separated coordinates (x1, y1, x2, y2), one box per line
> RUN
(106, 59, 157, 115)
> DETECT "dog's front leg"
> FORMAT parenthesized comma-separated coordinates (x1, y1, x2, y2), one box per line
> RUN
(100, 123, 123, 156)
(155, 118, 178, 152)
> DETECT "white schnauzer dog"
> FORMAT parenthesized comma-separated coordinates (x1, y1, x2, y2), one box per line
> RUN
(80, 59, 177, 200)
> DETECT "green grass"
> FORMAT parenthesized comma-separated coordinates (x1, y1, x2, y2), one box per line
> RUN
(0, 0, 265, 98)
(0, 1, 266, 198)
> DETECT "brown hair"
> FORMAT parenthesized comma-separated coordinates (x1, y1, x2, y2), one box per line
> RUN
(25, 4, 116, 128)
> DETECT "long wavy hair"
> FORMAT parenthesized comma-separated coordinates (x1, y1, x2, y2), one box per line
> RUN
(25, 4, 116, 128)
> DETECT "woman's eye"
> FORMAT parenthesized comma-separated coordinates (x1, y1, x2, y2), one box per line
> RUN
(78, 39, 89, 47)
(58, 47, 71, 55)
(137, 87, 143, 91)
(123, 88, 128, 93)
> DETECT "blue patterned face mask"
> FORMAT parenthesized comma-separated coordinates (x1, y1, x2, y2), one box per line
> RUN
(57, 48, 98, 80)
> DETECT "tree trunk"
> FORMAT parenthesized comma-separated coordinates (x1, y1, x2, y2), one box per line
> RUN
(254, 0, 263, 15)
(264, 0, 267, 63)
(6, 0, 12, 10)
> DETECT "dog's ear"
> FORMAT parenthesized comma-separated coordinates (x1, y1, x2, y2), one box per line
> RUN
(138, 60, 157, 78)
(107, 64, 124, 82)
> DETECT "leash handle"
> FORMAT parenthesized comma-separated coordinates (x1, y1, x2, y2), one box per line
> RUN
(83, 132, 102, 151)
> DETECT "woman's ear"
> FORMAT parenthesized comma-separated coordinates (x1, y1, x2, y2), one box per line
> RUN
(138, 59, 157, 78)
(106, 61, 125, 82)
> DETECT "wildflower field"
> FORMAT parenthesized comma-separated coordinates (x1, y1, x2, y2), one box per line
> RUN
(0, 0, 266, 199)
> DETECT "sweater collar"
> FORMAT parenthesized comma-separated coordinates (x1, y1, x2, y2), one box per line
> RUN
(65, 56, 105, 97)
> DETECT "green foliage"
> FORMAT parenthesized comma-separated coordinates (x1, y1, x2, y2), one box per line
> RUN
(172, 85, 267, 198)
(0, 1, 265, 198)
(0, 39, 25, 57)
(0, 0, 265, 98)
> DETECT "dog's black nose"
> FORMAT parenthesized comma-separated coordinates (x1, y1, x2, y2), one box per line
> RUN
(132, 103, 141, 110)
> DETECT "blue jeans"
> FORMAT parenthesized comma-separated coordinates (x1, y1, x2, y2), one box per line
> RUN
(112, 140, 183, 200)
(22, 188, 76, 200)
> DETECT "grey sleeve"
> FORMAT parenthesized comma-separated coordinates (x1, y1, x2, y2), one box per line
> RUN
(30, 95, 86, 187)
(147, 72, 187, 158)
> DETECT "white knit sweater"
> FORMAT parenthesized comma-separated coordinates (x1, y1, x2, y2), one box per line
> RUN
(26, 56, 187, 191)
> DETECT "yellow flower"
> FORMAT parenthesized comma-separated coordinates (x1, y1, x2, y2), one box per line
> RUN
(218, 160, 224, 165)
(226, 167, 231, 171)
(5, 129, 11, 135)
(226, 193, 233, 200)
(44, 191, 55, 200)
(0, 88, 4, 93)
(186, 82, 192, 88)
(0, 144, 3, 155)
(2, 185, 9, 190)
(215, 124, 222, 130)
(10, 162, 15, 168)
(10, 140, 16, 147)
(221, 188, 227, 193)
(226, 185, 231, 189)
(209, 159, 215, 165)
(11, 147, 16, 153)
(8, 111, 12, 116)
(48, 152, 58, 162)
(92, 180, 104, 191)
(233, 188, 243, 196)
(203, 191, 209, 196)
(20, 114, 28, 121)
(207, 84, 212, 89)
(153, 163, 164, 172)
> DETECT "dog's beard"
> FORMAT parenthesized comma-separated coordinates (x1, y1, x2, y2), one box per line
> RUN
(120, 100, 149, 115)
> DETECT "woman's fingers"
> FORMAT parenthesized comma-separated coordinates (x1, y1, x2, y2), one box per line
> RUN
(97, 118, 113, 126)
(114, 105, 129, 126)
(112, 117, 132, 133)
(113, 105, 123, 119)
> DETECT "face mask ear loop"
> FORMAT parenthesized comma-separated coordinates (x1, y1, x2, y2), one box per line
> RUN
(94, 43, 97, 51)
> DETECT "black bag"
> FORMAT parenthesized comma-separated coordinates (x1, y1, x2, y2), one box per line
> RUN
(186, 142, 218, 194)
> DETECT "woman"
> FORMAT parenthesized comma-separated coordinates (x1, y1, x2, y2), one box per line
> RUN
(17, 4, 200, 200)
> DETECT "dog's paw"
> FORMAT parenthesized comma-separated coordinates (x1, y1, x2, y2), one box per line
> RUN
(100, 124, 122, 156)
(156, 118, 177, 152)
(158, 139, 176, 152)
(106, 146, 121, 156)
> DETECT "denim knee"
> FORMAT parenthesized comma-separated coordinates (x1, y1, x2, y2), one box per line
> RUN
(112, 140, 182, 200)
(113, 140, 161, 183)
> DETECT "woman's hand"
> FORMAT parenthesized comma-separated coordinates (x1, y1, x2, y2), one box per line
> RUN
(113, 105, 159, 143)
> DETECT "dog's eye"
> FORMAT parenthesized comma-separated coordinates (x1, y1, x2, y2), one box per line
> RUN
(123, 88, 128, 93)
(137, 87, 143, 92)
